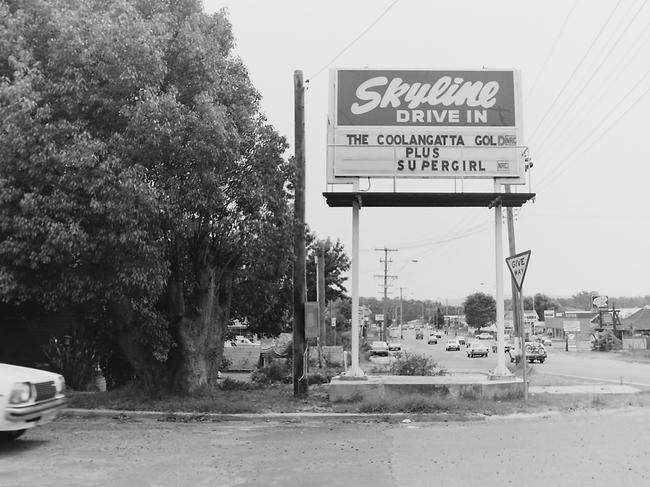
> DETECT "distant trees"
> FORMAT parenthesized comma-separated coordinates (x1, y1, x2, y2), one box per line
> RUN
(463, 292, 496, 328)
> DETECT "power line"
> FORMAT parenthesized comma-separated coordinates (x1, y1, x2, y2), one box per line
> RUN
(527, 0, 624, 145)
(306, 0, 399, 83)
(536, 72, 650, 189)
(531, 0, 647, 153)
(525, 0, 579, 100)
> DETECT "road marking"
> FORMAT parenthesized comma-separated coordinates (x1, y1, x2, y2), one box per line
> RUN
(542, 372, 650, 389)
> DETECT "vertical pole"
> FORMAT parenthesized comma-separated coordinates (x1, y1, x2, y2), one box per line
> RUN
(400, 287, 403, 339)
(492, 183, 510, 377)
(505, 187, 524, 396)
(346, 181, 365, 377)
(292, 71, 307, 394)
(521, 284, 528, 401)
(382, 248, 388, 341)
(317, 250, 326, 345)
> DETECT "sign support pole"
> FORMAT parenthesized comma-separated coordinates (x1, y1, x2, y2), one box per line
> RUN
(491, 181, 512, 378)
(345, 180, 365, 378)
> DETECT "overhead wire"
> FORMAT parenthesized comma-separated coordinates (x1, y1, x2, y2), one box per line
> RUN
(536, 68, 650, 189)
(306, 0, 399, 83)
(527, 0, 624, 146)
(525, 0, 579, 100)
(531, 0, 648, 161)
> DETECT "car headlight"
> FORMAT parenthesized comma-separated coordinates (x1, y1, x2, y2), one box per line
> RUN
(54, 375, 66, 395)
(9, 382, 33, 404)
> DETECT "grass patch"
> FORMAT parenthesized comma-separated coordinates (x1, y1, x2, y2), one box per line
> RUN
(67, 383, 332, 414)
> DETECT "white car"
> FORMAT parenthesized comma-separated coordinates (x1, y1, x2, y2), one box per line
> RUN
(369, 341, 389, 357)
(467, 342, 489, 358)
(445, 339, 461, 351)
(1, 363, 66, 440)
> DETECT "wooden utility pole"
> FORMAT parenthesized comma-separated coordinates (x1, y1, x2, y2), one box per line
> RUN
(374, 247, 397, 341)
(293, 71, 307, 395)
(505, 186, 526, 401)
(316, 249, 326, 352)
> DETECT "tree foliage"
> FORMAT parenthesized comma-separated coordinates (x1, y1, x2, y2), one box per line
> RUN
(463, 292, 496, 328)
(0, 0, 293, 392)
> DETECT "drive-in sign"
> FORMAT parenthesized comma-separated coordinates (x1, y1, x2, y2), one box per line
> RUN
(506, 250, 531, 292)
(327, 69, 525, 183)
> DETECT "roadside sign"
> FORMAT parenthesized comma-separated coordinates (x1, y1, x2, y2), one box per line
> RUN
(592, 294, 608, 309)
(375, 314, 385, 322)
(505, 250, 531, 292)
(331, 317, 337, 328)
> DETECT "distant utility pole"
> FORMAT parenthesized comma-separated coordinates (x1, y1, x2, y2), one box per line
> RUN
(374, 247, 397, 341)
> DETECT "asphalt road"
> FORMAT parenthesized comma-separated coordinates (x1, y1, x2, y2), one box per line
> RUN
(3, 408, 650, 486)
(393, 328, 650, 387)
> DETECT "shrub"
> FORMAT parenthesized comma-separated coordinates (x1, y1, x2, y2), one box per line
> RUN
(389, 351, 447, 376)
(219, 378, 253, 391)
(42, 331, 98, 390)
(251, 361, 290, 385)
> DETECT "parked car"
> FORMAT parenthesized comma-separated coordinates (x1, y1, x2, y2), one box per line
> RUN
(445, 339, 461, 351)
(415, 330, 424, 340)
(525, 342, 547, 363)
(457, 336, 466, 345)
(476, 332, 493, 340)
(427, 336, 437, 345)
(542, 337, 553, 347)
(387, 341, 402, 352)
(467, 342, 489, 358)
(435, 331, 443, 339)
(0, 363, 66, 441)
(369, 341, 389, 357)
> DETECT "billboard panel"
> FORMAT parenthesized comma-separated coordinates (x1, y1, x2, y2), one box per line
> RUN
(327, 69, 525, 183)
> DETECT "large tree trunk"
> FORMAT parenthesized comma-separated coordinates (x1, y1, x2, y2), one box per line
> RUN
(171, 254, 235, 394)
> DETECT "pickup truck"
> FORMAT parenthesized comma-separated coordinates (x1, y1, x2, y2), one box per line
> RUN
(524, 342, 547, 363)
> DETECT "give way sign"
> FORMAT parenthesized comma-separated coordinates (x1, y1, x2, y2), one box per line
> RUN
(506, 250, 531, 292)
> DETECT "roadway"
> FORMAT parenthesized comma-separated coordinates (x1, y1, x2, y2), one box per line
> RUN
(4, 409, 650, 486)
(391, 327, 650, 388)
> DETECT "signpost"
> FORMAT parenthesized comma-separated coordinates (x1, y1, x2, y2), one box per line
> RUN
(506, 250, 531, 401)
(324, 68, 533, 381)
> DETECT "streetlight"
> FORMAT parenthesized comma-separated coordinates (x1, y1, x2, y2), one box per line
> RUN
(396, 259, 418, 338)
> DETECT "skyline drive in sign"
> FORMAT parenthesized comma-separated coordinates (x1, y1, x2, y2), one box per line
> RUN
(327, 69, 525, 183)
(506, 250, 531, 292)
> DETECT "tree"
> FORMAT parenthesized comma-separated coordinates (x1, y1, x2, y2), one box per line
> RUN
(463, 292, 496, 328)
(533, 293, 560, 321)
(305, 231, 350, 303)
(0, 0, 293, 392)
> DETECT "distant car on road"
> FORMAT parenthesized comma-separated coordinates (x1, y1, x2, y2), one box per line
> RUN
(445, 339, 461, 351)
(435, 331, 443, 339)
(476, 332, 493, 340)
(457, 336, 466, 345)
(387, 342, 402, 352)
(1, 363, 66, 441)
(415, 330, 424, 340)
(369, 341, 389, 357)
(525, 342, 547, 363)
(467, 342, 489, 358)
(427, 336, 437, 345)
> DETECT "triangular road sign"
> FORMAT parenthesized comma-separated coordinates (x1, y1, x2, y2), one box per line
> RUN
(506, 250, 531, 292)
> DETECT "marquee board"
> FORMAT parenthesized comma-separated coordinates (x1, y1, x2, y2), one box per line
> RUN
(327, 69, 526, 184)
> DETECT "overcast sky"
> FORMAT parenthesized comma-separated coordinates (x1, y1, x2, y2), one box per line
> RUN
(205, 0, 650, 303)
